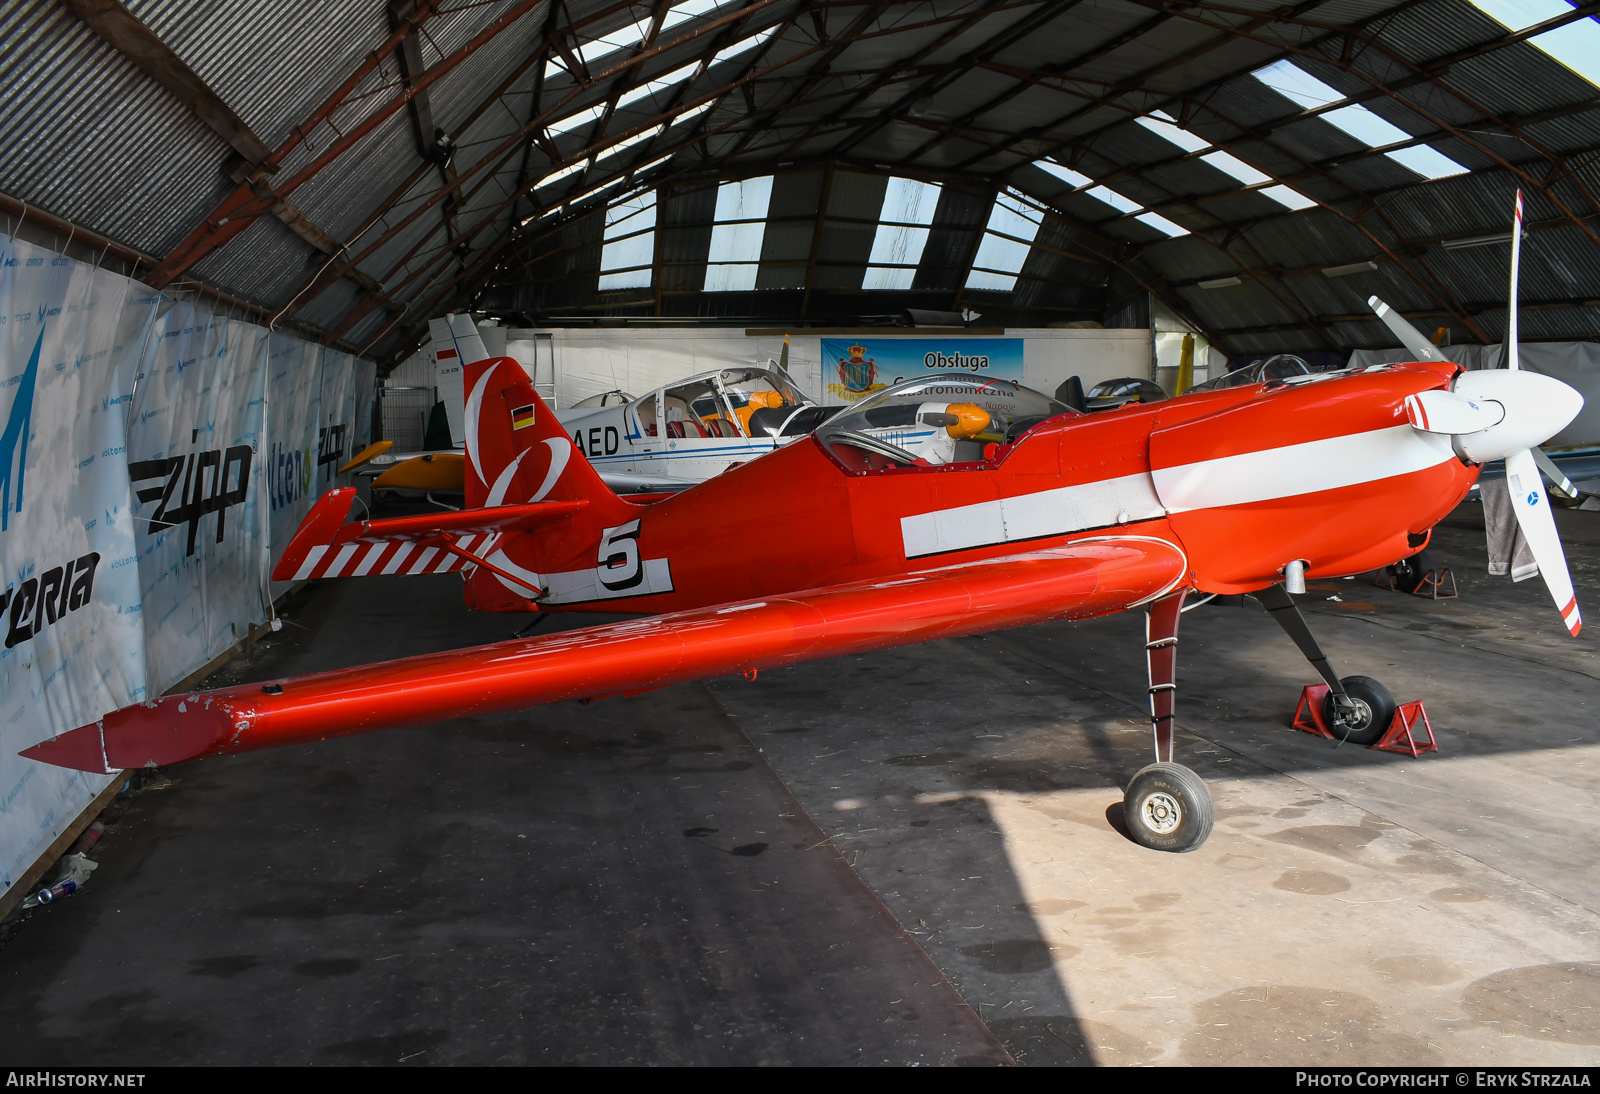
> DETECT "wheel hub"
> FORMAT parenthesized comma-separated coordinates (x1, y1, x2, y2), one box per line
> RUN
(1333, 697, 1373, 730)
(1140, 791, 1183, 835)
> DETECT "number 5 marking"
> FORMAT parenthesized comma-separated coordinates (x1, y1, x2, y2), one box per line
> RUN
(598, 520, 643, 591)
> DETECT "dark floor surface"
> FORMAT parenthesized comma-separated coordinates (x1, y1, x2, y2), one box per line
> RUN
(0, 576, 1006, 1066)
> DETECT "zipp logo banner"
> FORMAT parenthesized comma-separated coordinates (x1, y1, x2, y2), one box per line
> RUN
(0, 236, 159, 900)
(127, 308, 269, 692)
(129, 437, 252, 557)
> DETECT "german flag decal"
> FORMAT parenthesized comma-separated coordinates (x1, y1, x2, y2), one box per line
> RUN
(511, 404, 537, 430)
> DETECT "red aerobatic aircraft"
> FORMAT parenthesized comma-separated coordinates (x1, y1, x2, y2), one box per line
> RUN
(23, 194, 1585, 852)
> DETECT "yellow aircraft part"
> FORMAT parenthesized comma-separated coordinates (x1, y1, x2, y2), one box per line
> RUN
(338, 440, 393, 474)
(733, 390, 787, 434)
(373, 452, 465, 491)
(944, 403, 991, 440)
(1177, 333, 1195, 394)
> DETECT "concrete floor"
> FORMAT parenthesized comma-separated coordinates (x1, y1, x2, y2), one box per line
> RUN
(708, 502, 1600, 1064)
(1, 501, 1597, 1065)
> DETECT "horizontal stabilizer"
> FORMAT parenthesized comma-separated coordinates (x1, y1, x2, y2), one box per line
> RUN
(25, 538, 1186, 773)
(270, 487, 585, 582)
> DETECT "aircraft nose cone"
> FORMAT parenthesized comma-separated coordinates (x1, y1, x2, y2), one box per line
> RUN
(1451, 369, 1584, 463)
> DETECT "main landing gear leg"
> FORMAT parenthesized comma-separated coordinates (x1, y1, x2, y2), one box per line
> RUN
(1255, 584, 1397, 746)
(1123, 589, 1216, 853)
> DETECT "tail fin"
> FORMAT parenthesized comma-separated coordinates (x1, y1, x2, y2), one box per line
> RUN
(430, 313, 491, 447)
(464, 356, 634, 520)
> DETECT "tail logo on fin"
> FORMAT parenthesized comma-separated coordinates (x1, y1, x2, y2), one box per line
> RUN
(530, 439, 570, 503)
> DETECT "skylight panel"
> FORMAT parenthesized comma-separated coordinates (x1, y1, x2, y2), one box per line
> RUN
(1201, 150, 1271, 186)
(1136, 115, 1210, 153)
(1471, 0, 1600, 86)
(660, 0, 726, 33)
(965, 192, 1043, 292)
(600, 191, 657, 290)
(704, 176, 772, 292)
(864, 178, 940, 290)
(1088, 185, 1188, 236)
(1035, 158, 1192, 235)
(1087, 185, 1141, 215)
(548, 104, 607, 136)
(578, 17, 655, 64)
(617, 62, 700, 109)
(537, 159, 587, 188)
(1252, 60, 1468, 179)
(1035, 160, 1092, 188)
(1135, 211, 1189, 236)
(713, 25, 776, 65)
(597, 125, 664, 161)
(671, 100, 713, 125)
(1261, 185, 1316, 210)
(1140, 112, 1317, 210)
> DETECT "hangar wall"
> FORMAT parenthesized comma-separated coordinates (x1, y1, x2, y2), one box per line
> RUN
(488, 327, 1153, 409)
(0, 236, 374, 902)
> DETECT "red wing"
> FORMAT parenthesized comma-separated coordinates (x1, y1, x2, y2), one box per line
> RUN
(24, 537, 1186, 774)
(271, 487, 585, 582)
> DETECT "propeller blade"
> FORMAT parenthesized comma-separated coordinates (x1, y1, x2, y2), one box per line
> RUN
(1496, 190, 1578, 635)
(1505, 447, 1582, 635)
(1506, 190, 1524, 371)
(1532, 447, 1580, 500)
(1368, 296, 1449, 363)
(1403, 389, 1504, 435)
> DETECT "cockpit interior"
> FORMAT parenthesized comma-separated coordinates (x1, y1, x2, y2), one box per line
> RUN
(818, 375, 1076, 473)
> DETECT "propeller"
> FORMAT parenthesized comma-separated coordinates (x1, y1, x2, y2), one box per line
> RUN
(1370, 193, 1584, 636)
(1497, 191, 1582, 636)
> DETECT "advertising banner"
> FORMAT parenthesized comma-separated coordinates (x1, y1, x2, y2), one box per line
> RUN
(266, 333, 322, 594)
(820, 337, 1024, 402)
(0, 238, 161, 894)
(127, 309, 269, 693)
(317, 349, 356, 496)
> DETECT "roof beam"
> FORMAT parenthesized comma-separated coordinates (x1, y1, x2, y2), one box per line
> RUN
(63, 0, 273, 169)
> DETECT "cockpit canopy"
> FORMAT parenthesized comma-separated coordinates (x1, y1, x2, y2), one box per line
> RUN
(1187, 353, 1313, 393)
(1085, 377, 1168, 410)
(819, 374, 1074, 470)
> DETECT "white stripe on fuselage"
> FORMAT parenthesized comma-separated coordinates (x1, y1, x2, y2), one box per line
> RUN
(1152, 424, 1454, 513)
(899, 424, 1456, 558)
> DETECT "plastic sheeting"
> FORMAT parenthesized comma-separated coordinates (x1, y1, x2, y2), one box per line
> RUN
(0, 237, 158, 896)
(0, 235, 376, 900)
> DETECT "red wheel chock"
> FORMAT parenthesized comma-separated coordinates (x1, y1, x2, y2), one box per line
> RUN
(1291, 684, 1438, 757)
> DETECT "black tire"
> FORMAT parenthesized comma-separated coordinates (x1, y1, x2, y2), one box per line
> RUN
(1389, 549, 1435, 594)
(1321, 675, 1397, 746)
(1123, 763, 1214, 853)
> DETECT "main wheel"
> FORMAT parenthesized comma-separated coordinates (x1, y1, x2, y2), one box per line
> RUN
(1320, 675, 1397, 746)
(1123, 763, 1214, 853)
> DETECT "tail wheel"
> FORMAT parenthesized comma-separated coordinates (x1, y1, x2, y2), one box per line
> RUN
(1388, 548, 1436, 594)
(1123, 763, 1214, 853)
(1321, 675, 1397, 746)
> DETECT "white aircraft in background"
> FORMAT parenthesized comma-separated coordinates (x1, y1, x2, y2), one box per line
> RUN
(349, 317, 831, 495)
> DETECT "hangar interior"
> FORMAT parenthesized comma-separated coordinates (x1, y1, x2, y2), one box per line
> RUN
(3, 0, 1600, 1067)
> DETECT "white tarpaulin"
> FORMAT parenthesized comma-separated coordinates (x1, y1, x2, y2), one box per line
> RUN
(0, 236, 381, 903)
(0, 238, 161, 894)
(127, 308, 270, 693)
(266, 333, 322, 598)
(1348, 341, 1600, 450)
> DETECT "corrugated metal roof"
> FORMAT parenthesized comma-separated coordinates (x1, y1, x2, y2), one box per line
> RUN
(2, 0, 1598, 362)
